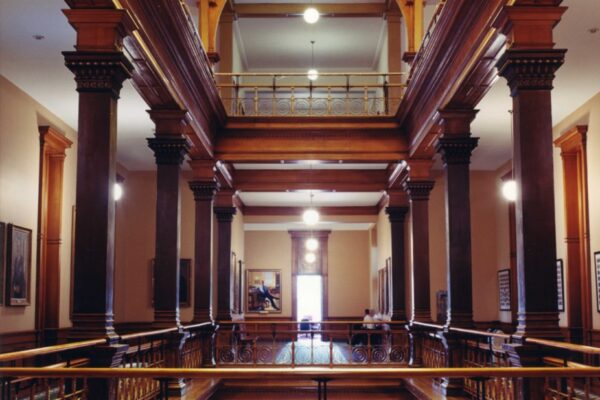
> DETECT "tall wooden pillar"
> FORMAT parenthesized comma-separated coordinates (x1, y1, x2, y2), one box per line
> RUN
(147, 110, 190, 328)
(189, 160, 219, 323)
(436, 110, 479, 328)
(403, 160, 435, 323)
(386, 190, 410, 321)
(214, 190, 236, 321)
(496, 2, 566, 341)
(63, 8, 134, 341)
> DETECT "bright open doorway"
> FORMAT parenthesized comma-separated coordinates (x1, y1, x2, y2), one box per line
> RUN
(296, 275, 322, 323)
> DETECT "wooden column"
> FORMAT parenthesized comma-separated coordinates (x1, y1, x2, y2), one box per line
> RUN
(436, 109, 479, 328)
(403, 159, 434, 323)
(386, 190, 409, 321)
(63, 7, 134, 341)
(147, 110, 190, 328)
(214, 190, 236, 321)
(496, 2, 566, 340)
(189, 160, 219, 323)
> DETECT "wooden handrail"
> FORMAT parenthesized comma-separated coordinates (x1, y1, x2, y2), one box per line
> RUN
(411, 321, 445, 330)
(0, 338, 105, 363)
(119, 327, 179, 341)
(182, 321, 213, 330)
(449, 327, 512, 340)
(527, 337, 600, 355)
(3, 367, 600, 379)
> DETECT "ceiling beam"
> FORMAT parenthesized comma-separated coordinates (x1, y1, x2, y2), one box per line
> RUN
(232, 3, 389, 18)
(242, 206, 380, 216)
(217, 117, 407, 162)
(234, 169, 388, 192)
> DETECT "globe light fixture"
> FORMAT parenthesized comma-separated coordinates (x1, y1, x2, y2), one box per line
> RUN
(305, 237, 319, 251)
(307, 68, 319, 81)
(304, 252, 317, 263)
(114, 182, 123, 201)
(307, 40, 318, 81)
(303, 7, 319, 24)
(303, 208, 320, 225)
(501, 180, 517, 202)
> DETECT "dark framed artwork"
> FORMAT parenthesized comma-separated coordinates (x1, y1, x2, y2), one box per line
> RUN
(498, 269, 511, 311)
(179, 258, 191, 307)
(246, 269, 281, 313)
(231, 252, 239, 313)
(150, 258, 192, 307)
(595, 252, 600, 313)
(0, 222, 5, 306)
(6, 224, 32, 306)
(556, 259, 565, 312)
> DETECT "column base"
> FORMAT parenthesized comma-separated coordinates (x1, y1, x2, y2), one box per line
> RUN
(70, 312, 118, 342)
(411, 310, 432, 323)
(515, 311, 562, 341)
(446, 311, 474, 329)
(192, 309, 213, 324)
(154, 310, 181, 329)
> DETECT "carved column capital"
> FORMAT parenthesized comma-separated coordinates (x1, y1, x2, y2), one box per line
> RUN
(385, 206, 409, 223)
(497, 49, 566, 96)
(63, 52, 133, 98)
(147, 136, 190, 165)
(435, 137, 479, 165)
(189, 180, 220, 201)
(403, 180, 435, 201)
(214, 206, 236, 222)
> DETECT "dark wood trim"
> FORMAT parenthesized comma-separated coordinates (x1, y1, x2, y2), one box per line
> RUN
(243, 206, 379, 216)
(234, 169, 387, 192)
(36, 126, 72, 346)
(554, 125, 590, 344)
(0, 328, 70, 354)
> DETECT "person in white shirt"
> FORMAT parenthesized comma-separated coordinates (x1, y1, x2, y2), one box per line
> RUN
(362, 308, 376, 329)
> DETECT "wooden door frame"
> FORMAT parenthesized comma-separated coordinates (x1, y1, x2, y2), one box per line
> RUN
(554, 125, 590, 344)
(35, 126, 72, 346)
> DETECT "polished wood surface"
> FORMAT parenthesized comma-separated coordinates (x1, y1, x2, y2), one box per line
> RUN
(36, 126, 72, 345)
(63, 8, 134, 340)
(386, 204, 409, 321)
(554, 125, 591, 344)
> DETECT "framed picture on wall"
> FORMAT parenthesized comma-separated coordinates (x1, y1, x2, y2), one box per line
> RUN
(6, 224, 32, 306)
(556, 259, 565, 312)
(0, 222, 5, 305)
(150, 258, 192, 307)
(595, 252, 600, 313)
(246, 269, 281, 313)
(498, 269, 511, 311)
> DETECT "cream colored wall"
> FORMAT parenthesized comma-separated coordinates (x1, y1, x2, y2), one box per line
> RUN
(114, 171, 197, 323)
(494, 162, 512, 325)
(328, 231, 370, 317)
(244, 231, 292, 317)
(552, 91, 600, 329)
(0, 76, 77, 333)
(243, 229, 371, 318)
(428, 173, 448, 322)
(376, 207, 391, 311)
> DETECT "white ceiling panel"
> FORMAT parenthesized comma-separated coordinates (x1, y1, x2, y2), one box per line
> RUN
(236, 17, 386, 71)
(234, 163, 388, 170)
(239, 191, 384, 206)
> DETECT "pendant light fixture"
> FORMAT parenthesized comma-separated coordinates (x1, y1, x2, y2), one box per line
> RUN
(303, 3, 319, 24)
(502, 109, 517, 202)
(307, 40, 319, 81)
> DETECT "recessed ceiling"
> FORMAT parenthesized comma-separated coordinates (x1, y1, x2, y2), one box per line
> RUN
(239, 191, 384, 207)
(234, 163, 388, 170)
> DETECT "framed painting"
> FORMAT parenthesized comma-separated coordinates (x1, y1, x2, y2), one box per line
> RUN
(246, 269, 281, 313)
(0, 222, 5, 305)
(498, 269, 511, 311)
(150, 258, 192, 307)
(6, 224, 32, 306)
(556, 259, 565, 312)
(179, 258, 191, 307)
(595, 252, 600, 313)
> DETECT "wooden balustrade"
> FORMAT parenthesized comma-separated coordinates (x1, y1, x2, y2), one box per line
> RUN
(3, 321, 600, 399)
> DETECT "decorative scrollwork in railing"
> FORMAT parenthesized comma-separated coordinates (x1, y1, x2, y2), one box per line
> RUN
(214, 73, 406, 117)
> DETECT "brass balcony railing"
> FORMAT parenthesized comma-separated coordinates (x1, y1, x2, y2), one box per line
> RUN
(213, 72, 406, 117)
